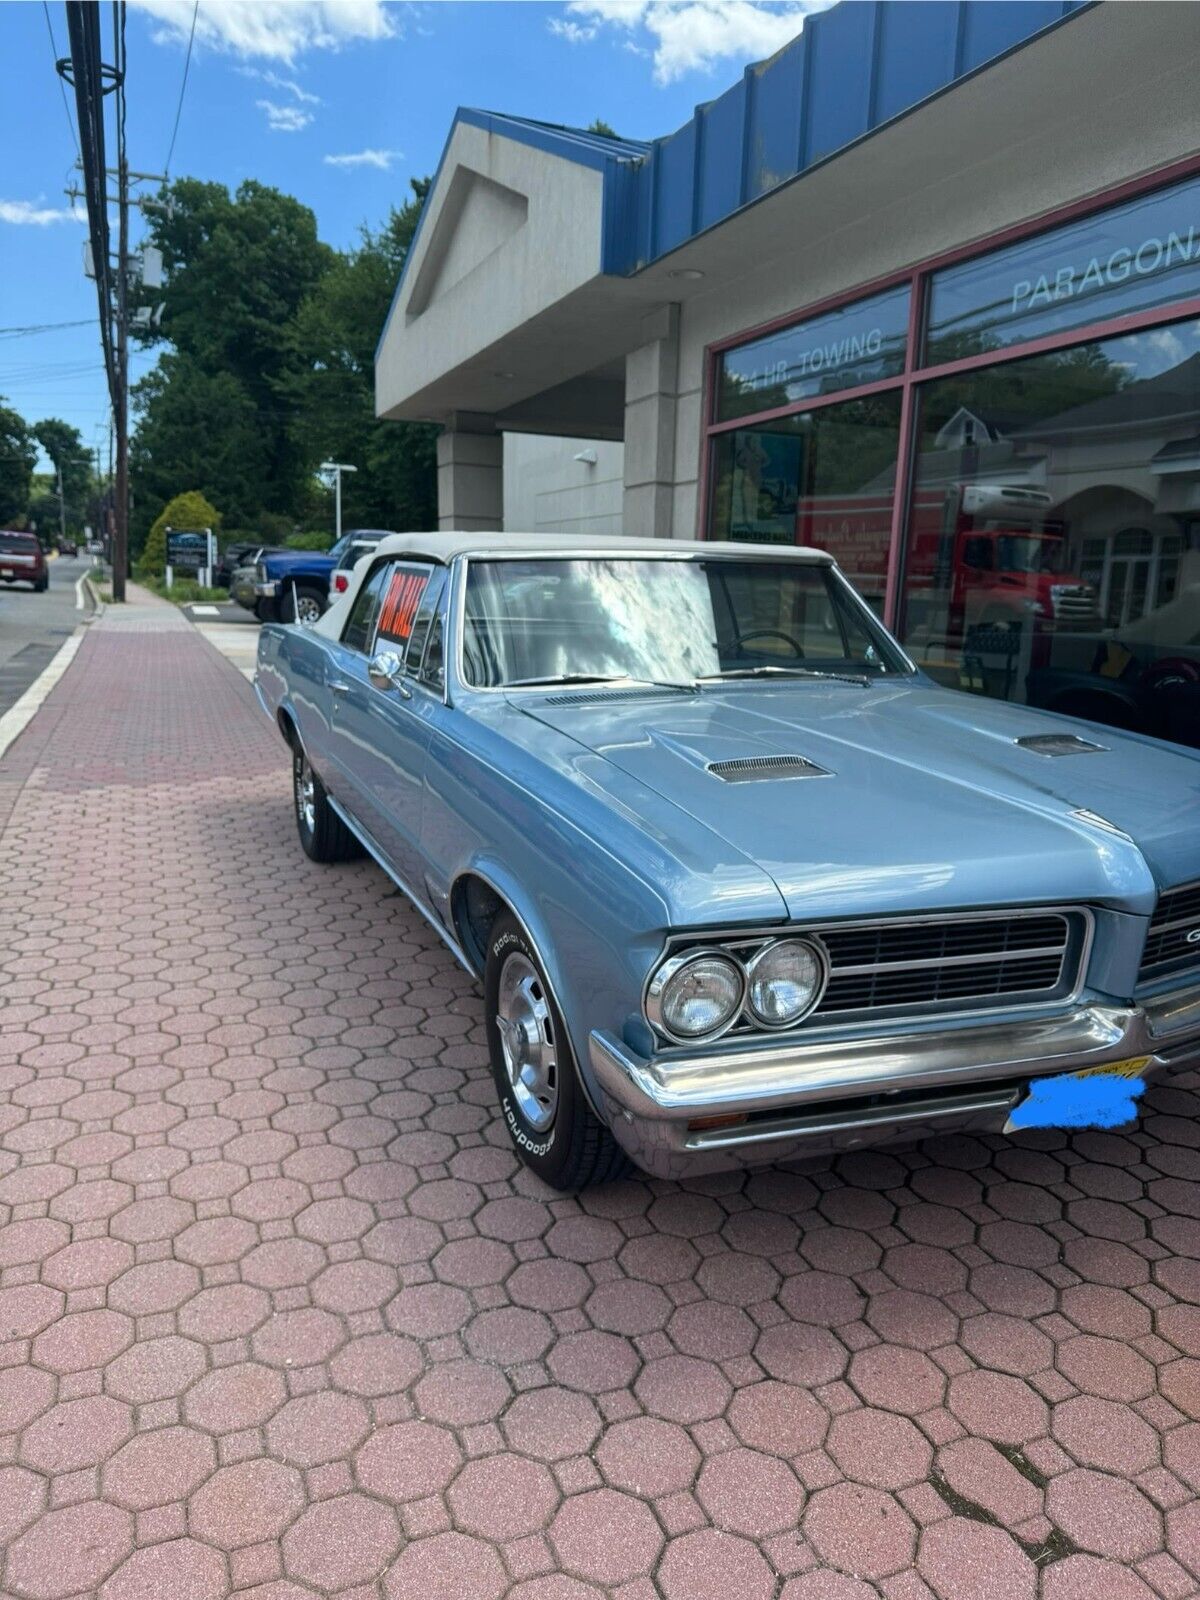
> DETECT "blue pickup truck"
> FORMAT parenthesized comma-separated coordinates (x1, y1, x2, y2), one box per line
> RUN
(254, 531, 395, 624)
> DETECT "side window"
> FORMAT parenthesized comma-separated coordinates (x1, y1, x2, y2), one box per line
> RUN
(376, 563, 433, 656)
(404, 569, 447, 677)
(420, 617, 445, 689)
(341, 561, 391, 654)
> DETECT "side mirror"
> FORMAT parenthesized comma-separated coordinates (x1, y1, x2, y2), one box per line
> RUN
(368, 649, 405, 689)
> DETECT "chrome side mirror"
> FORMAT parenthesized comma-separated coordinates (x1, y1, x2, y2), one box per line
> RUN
(368, 649, 405, 689)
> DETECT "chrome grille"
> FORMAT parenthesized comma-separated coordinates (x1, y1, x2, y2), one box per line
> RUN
(1140, 882, 1200, 983)
(813, 912, 1077, 1019)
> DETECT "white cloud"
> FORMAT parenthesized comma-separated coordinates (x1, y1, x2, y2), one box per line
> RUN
(564, 0, 827, 84)
(237, 66, 322, 103)
(132, 0, 396, 65)
(257, 99, 314, 132)
(0, 199, 87, 226)
(323, 148, 402, 170)
(548, 17, 597, 43)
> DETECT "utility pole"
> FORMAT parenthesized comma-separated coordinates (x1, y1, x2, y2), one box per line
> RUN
(320, 462, 357, 544)
(55, 460, 67, 549)
(113, 148, 129, 601)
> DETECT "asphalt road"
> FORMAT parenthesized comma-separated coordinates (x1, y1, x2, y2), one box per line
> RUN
(0, 551, 92, 718)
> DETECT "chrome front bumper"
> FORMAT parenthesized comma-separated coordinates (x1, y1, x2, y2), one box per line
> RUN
(588, 983, 1200, 1177)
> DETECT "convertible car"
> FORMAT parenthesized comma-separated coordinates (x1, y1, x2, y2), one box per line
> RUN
(255, 533, 1200, 1189)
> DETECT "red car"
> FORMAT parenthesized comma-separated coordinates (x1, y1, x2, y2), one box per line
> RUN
(0, 533, 48, 592)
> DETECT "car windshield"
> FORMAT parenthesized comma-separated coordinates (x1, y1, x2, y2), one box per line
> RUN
(995, 534, 1065, 574)
(0, 534, 38, 552)
(461, 557, 909, 688)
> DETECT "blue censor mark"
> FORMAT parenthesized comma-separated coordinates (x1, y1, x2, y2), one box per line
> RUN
(1006, 1065, 1147, 1132)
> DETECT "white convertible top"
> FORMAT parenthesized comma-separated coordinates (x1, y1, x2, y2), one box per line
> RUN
(312, 529, 833, 639)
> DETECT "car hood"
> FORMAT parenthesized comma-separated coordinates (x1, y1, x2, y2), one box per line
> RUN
(518, 679, 1200, 921)
(262, 551, 334, 572)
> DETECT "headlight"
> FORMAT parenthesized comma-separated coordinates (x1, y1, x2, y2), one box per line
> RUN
(647, 950, 745, 1042)
(745, 938, 826, 1028)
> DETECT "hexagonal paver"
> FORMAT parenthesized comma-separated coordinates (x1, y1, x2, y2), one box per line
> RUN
(357, 1420, 463, 1502)
(696, 1446, 805, 1536)
(656, 1528, 776, 1600)
(550, 1488, 664, 1584)
(265, 1391, 370, 1465)
(805, 1483, 917, 1579)
(21, 1395, 133, 1473)
(102, 1426, 216, 1510)
(383, 1531, 507, 1600)
(828, 1408, 933, 1490)
(446, 1454, 559, 1539)
(283, 1493, 400, 1589)
(183, 1361, 286, 1431)
(595, 1416, 700, 1495)
(918, 1518, 1037, 1600)
(190, 1457, 305, 1547)
(99, 1539, 226, 1600)
(7, 1501, 133, 1600)
(1046, 1468, 1164, 1561)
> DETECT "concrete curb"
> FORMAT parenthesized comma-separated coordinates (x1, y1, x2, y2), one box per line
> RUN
(76, 571, 105, 620)
(0, 630, 85, 764)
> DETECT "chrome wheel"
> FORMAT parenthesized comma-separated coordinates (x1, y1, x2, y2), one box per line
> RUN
(295, 754, 316, 833)
(495, 952, 558, 1131)
(295, 594, 322, 626)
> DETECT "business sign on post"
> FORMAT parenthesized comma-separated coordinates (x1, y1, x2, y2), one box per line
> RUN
(165, 527, 214, 588)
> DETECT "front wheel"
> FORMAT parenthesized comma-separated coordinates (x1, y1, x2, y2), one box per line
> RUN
(292, 746, 363, 863)
(484, 913, 628, 1190)
(282, 583, 325, 626)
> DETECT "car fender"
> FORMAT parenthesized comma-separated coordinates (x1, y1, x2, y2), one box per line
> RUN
(453, 847, 667, 1119)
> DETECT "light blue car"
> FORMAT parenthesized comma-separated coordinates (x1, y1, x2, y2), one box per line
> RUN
(254, 533, 1200, 1189)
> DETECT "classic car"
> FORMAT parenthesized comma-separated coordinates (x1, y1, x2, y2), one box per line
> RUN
(254, 533, 1200, 1190)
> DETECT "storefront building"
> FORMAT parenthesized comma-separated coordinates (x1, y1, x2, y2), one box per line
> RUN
(376, 0, 1200, 745)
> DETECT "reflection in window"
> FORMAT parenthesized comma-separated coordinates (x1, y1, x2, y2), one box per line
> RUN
(926, 172, 1200, 363)
(708, 394, 903, 615)
(718, 286, 909, 420)
(899, 317, 1200, 748)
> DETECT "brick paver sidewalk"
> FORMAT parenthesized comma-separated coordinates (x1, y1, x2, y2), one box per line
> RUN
(1, 590, 1199, 1600)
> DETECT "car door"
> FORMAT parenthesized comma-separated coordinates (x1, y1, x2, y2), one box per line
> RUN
(329, 559, 441, 888)
(321, 558, 392, 817)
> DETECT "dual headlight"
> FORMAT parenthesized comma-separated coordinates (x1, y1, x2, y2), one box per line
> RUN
(646, 937, 827, 1044)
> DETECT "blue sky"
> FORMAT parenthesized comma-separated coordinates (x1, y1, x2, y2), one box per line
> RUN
(0, 0, 821, 471)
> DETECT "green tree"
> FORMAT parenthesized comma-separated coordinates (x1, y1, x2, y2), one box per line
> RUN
(0, 398, 37, 526)
(135, 177, 333, 516)
(279, 178, 437, 534)
(130, 354, 268, 553)
(587, 119, 619, 137)
(34, 417, 91, 537)
(139, 489, 222, 578)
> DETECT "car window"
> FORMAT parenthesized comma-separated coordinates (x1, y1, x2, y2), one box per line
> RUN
(341, 561, 391, 654)
(403, 569, 447, 678)
(376, 562, 434, 657)
(0, 534, 38, 553)
(420, 616, 445, 690)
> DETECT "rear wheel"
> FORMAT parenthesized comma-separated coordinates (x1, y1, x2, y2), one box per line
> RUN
(282, 583, 325, 626)
(292, 746, 362, 862)
(484, 912, 628, 1190)
(34, 576, 48, 592)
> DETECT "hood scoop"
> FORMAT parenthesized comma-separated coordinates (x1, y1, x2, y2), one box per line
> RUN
(707, 754, 832, 783)
(1016, 733, 1109, 757)
(540, 686, 694, 706)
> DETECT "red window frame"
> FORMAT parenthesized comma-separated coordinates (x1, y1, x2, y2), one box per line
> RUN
(698, 151, 1200, 630)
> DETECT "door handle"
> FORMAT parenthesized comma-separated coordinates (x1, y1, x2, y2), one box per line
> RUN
(329, 680, 351, 695)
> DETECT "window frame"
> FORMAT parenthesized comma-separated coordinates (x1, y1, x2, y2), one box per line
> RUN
(700, 152, 1200, 630)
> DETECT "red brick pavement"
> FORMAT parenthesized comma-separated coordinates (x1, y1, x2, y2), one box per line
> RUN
(1, 590, 1200, 1600)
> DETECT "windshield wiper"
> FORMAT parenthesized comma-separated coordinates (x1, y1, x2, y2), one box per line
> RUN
(700, 666, 872, 686)
(506, 673, 697, 692)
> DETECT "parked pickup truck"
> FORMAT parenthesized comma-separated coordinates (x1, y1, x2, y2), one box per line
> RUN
(255, 531, 399, 624)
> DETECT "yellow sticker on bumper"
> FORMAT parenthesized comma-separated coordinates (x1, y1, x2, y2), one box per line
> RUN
(1068, 1056, 1151, 1081)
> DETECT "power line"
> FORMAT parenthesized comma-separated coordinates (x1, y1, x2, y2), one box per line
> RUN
(0, 319, 95, 339)
(42, 1, 82, 161)
(164, 0, 198, 175)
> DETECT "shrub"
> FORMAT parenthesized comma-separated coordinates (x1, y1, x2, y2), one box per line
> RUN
(138, 490, 222, 578)
(284, 530, 334, 551)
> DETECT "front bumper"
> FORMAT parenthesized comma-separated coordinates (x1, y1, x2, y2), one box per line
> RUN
(254, 580, 278, 598)
(588, 982, 1200, 1177)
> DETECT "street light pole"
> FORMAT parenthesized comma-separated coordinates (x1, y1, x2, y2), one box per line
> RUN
(319, 462, 357, 544)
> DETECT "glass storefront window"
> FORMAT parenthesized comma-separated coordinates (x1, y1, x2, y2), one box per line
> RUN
(708, 393, 903, 614)
(926, 173, 1200, 365)
(717, 285, 909, 421)
(898, 317, 1200, 747)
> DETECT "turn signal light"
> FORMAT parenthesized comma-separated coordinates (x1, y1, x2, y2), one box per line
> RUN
(686, 1113, 748, 1132)
(334, 574, 349, 593)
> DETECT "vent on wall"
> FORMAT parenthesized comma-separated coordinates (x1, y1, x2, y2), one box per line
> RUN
(707, 755, 832, 783)
(1016, 734, 1109, 756)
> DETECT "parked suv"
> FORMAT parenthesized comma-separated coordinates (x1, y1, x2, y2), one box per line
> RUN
(0, 532, 48, 591)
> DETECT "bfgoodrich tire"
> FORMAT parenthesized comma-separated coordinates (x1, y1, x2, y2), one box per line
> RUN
(484, 912, 628, 1191)
(292, 745, 363, 863)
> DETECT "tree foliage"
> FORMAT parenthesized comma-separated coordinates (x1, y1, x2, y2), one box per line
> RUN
(0, 398, 37, 527)
(130, 173, 438, 549)
(140, 489, 222, 578)
(33, 417, 91, 535)
(279, 179, 437, 535)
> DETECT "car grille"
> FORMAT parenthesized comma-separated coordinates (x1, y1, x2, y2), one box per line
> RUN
(1139, 882, 1200, 983)
(813, 911, 1078, 1019)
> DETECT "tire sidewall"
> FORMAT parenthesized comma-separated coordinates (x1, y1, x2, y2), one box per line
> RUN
(292, 745, 318, 856)
(484, 916, 575, 1179)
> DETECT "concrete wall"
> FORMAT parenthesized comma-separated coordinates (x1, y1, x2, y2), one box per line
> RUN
(503, 434, 624, 537)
